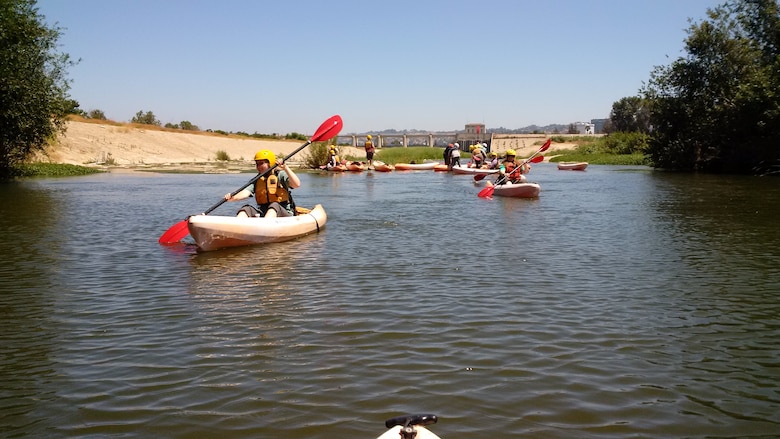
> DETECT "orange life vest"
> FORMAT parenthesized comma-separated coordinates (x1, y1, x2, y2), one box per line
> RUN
(254, 171, 290, 205)
(502, 159, 517, 174)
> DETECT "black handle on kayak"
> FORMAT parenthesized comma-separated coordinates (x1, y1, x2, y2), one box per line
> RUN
(384, 414, 438, 429)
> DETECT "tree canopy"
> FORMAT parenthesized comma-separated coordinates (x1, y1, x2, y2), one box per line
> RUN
(0, 0, 76, 179)
(642, 0, 780, 173)
(609, 97, 652, 134)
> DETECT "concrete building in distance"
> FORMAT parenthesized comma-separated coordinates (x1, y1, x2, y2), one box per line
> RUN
(455, 123, 489, 151)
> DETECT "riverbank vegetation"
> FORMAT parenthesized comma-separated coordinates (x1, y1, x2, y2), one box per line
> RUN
(1, 0, 75, 180)
(637, 0, 780, 174)
(12, 163, 104, 177)
(549, 132, 651, 165)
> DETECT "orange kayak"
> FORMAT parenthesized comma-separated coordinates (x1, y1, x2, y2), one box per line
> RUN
(372, 161, 394, 172)
(347, 162, 366, 172)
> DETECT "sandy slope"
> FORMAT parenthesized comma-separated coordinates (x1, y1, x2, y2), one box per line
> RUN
(40, 121, 338, 166)
(39, 121, 573, 169)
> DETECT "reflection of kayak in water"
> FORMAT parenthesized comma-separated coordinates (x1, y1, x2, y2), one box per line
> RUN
(376, 414, 442, 439)
(433, 164, 450, 172)
(187, 205, 327, 251)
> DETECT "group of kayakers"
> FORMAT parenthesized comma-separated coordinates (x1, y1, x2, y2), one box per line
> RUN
(226, 140, 533, 219)
(443, 142, 531, 183)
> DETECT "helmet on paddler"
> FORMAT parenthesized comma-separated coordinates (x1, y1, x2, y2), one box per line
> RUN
(506, 149, 516, 157)
(367, 134, 372, 140)
(254, 149, 276, 167)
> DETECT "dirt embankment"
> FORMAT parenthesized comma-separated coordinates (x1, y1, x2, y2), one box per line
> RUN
(39, 121, 577, 170)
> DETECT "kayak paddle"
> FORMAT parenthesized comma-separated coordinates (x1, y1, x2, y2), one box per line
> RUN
(478, 154, 545, 199)
(158, 114, 343, 244)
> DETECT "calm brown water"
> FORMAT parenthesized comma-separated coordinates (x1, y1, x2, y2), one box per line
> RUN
(1, 164, 779, 438)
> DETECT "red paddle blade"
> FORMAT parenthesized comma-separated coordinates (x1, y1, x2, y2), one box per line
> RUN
(539, 138, 552, 153)
(474, 173, 487, 181)
(158, 219, 189, 244)
(529, 155, 544, 163)
(310, 115, 343, 143)
(478, 183, 495, 198)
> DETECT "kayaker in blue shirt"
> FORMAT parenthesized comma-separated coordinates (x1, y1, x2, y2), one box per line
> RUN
(224, 149, 301, 218)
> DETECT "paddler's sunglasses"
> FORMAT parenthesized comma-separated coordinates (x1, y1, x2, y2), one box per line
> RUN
(255, 160, 270, 165)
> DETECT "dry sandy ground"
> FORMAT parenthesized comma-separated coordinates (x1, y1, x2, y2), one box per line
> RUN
(39, 121, 575, 170)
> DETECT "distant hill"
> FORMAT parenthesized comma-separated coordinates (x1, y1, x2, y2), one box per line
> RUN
(351, 124, 572, 135)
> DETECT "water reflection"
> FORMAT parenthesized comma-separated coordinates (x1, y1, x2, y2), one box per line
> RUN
(1, 169, 780, 438)
(0, 181, 64, 438)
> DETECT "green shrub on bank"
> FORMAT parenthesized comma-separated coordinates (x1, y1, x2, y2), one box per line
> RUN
(215, 150, 230, 161)
(301, 142, 336, 168)
(550, 132, 650, 166)
(549, 152, 649, 166)
(12, 163, 105, 177)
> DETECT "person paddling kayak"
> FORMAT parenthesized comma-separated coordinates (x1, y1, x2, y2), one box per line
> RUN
(224, 149, 301, 218)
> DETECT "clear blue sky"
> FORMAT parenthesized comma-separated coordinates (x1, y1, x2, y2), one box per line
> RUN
(38, 0, 722, 135)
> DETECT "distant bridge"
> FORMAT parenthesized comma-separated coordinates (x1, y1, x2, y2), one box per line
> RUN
(336, 132, 474, 148)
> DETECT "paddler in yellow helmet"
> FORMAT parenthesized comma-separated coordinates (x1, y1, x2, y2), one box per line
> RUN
(496, 149, 529, 185)
(326, 146, 340, 169)
(364, 134, 376, 169)
(224, 149, 301, 218)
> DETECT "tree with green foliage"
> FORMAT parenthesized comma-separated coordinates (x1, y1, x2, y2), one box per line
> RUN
(1, 0, 76, 179)
(88, 109, 107, 120)
(179, 120, 198, 131)
(609, 96, 652, 133)
(642, 0, 780, 173)
(131, 110, 160, 126)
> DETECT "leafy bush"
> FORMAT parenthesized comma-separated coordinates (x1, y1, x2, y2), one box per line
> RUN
(215, 150, 230, 161)
(131, 110, 160, 126)
(285, 132, 308, 141)
(88, 109, 107, 120)
(549, 151, 649, 166)
(12, 163, 104, 177)
(599, 131, 648, 155)
(301, 142, 335, 168)
(179, 121, 198, 131)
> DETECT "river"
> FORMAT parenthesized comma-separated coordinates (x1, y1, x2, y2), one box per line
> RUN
(1, 163, 779, 438)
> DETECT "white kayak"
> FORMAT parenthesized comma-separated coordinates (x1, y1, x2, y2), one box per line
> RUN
(187, 204, 327, 251)
(451, 164, 499, 175)
(376, 414, 442, 439)
(557, 161, 588, 171)
(488, 181, 541, 198)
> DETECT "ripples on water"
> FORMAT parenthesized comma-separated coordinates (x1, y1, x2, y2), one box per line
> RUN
(1, 165, 779, 438)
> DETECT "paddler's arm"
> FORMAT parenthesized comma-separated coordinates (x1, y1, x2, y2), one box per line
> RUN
(225, 187, 252, 201)
(279, 160, 300, 189)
